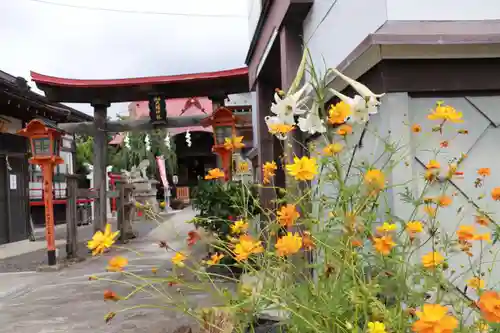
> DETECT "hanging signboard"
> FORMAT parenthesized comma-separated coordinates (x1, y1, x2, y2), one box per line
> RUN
(148, 95, 167, 123)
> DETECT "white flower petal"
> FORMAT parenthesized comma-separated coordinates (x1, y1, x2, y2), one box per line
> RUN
(330, 68, 385, 99)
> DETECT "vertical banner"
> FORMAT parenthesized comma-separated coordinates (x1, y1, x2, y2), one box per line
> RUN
(156, 156, 168, 188)
(156, 155, 170, 210)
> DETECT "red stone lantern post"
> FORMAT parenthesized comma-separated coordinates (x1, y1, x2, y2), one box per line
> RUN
(18, 120, 63, 266)
(201, 107, 239, 182)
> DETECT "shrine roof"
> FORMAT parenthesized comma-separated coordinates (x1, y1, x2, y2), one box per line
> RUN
(30, 67, 249, 103)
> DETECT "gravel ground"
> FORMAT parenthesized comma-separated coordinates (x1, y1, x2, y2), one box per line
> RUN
(0, 220, 161, 273)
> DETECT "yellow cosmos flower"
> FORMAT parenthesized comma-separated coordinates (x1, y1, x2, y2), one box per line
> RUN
(467, 277, 485, 290)
(275, 232, 303, 256)
(422, 251, 444, 268)
(268, 123, 295, 136)
(427, 101, 463, 123)
(376, 222, 397, 233)
(367, 321, 387, 333)
(286, 156, 318, 181)
(406, 221, 423, 234)
(224, 136, 245, 150)
(230, 219, 249, 234)
(233, 235, 264, 261)
(171, 252, 187, 267)
(474, 233, 492, 243)
(322, 143, 344, 156)
(106, 256, 128, 272)
(364, 169, 385, 192)
(426, 160, 441, 169)
(237, 161, 249, 173)
(87, 223, 120, 256)
(457, 225, 476, 241)
(277, 204, 300, 228)
(205, 168, 225, 180)
(327, 101, 351, 125)
(207, 253, 225, 266)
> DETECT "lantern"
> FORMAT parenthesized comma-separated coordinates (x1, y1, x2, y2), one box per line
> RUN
(201, 107, 241, 182)
(18, 119, 64, 266)
(20, 119, 63, 161)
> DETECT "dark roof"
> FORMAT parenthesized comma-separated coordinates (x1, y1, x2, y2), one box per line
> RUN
(0, 70, 93, 122)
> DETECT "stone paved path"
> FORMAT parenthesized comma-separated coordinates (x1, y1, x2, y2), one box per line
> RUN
(0, 207, 214, 333)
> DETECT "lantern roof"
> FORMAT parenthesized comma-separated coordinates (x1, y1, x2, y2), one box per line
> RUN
(200, 107, 244, 128)
(17, 119, 63, 138)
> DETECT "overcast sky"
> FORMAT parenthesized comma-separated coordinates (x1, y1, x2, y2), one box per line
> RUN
(0, 0, 249, 118)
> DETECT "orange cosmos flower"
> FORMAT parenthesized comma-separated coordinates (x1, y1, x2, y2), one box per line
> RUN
(205, 168, 225, 180)
(436, 195, 452, 207)
(411, 124, 422, 133)
(275, 232, 303, 256)
(262, 161, 277, 184)
(302, 231, 315, 250)
(478, 291, 500, 323)
(412, 304, 458, 333)
(457, 225, 476, 241)
(233, 235, 264, 261)
(187, 230, 200, 246)
(103, 290, 121, 302)
(422, 251, 444, 268)
(373, 235, 396, 255)
(364, 169, 385, 192)
(351, 239, 363, 247)
(426, 160, 441, 169)
(336, 124, 353, 136)
(467, 277, 485, 290)
(277, 204, 300, 227)
(492, 187, 500, 201)
(475, 214, 489, 226)
(207, 253, 225, 266)
(478, 168, 491, 177)
(106, 256, 128, 272)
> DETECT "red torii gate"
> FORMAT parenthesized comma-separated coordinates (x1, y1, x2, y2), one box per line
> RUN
(30, 67, 249, 233)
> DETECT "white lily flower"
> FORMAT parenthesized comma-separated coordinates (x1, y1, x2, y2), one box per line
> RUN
(329, 89, 378, 124)
(297, 109, 326, 135)
(330, 68, 385, 100)
(270, 83, 311, 125)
